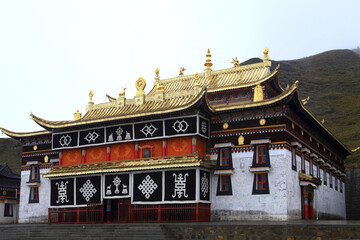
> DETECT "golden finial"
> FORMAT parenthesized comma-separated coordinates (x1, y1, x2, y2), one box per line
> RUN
(179, 67, 186, 76)
(204, 48, 213, 69)
(232, 57, 239, 67)
(194, 72, 200, 87)
(155, 68, 160, 80)
(276, 63, 280, 70)
(294, 80, 299, 87)
(263, 47, 269, 61)
(89, 90, 94, 104)
(321, 119, 325, 124)
(74, 109, 82, 120)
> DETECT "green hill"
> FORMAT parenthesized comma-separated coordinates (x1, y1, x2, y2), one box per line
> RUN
(1, 49, 359, 171)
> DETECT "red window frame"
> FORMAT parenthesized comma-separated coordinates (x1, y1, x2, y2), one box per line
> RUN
(30, 187, 39, 203)
(256, 173, 267, 190)
(220, 148, 230, 166)
(220, 175, 230, 191)
(30, 165, 40, 181)
(257, 145, 267, 164)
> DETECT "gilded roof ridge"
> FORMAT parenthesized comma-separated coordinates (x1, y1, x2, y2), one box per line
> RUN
(0, 126, 50, 138)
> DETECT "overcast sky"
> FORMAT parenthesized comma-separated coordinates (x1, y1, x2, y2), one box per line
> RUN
(0, 0, 359, 134)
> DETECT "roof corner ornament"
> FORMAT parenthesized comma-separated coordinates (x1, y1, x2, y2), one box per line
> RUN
(352, 147, 360, 153)
(204, 49, 213, 78)
(74, 109, 82, 120)
(232, 57, 240, 67)
(252, 84, 265, 102)
(263, 47, 271, 67)
(301, 96, 310, 105)
(321, 119, 325, 124)
(88, 91, 94, 104)
(179, 67, 186, 76)
(118, 87, 126, 99)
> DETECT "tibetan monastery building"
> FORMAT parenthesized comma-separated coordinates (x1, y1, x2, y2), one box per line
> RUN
(1, 49, 350, 223)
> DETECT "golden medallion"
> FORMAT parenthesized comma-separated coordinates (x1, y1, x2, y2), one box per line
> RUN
(223, 122, 229, 129)
(259, 118, 266, 126)
(33, 145, 38, 151)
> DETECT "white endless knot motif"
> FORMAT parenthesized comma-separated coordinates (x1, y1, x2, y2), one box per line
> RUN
(201, 173, 209, 198)
(79, 179, 97, 202)
(84, 131, 100, 143)
(138, 175, 158, 199)
(59, 135, 72, 147)
(172, 173, 189, 198)
(172, 120, 189, 133)
(56, 181, 69, 204)
(113, 176, 121, 194)
(140, 124, 158, 137)
(201, 121, 207, 134)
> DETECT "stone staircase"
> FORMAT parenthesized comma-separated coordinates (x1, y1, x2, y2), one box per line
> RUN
(0, 223, 177, 240)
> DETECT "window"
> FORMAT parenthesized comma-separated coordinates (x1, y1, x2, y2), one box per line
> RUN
(291, 147, 297, 171)
(29, 165, 40, 182)
(216, 175, 232, 195)
(251, 144, 270, 167)
(252, 173, 270, 194)
(329, 173, 333, 188)
(317, 163, 320, 179)
(309, 159, 313, 176)
(257, 145, 267, 164)
(220, 175, 230, 191)
(220, 148, 230, 167)
(323, 170, 327, 185)
(301, 154, 305, 173)
(29, 187, 39, 203)
(340, 180, 343, 193)
(335, 177, 338, 191)
(4, 203, 13, 217)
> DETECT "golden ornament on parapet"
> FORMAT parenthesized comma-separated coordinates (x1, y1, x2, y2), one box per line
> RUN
(259, 118, 266, 126)
(33, 145, 38, 151)
(238, 136, 244, 145)
(223, 122, 229, 129)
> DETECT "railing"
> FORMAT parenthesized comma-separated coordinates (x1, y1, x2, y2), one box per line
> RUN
(49, 202, 210, 224)
(48, 204, 103, 224)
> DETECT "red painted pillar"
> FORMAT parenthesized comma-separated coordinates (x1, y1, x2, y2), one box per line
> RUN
(303, 192, 309, 219)
(162, 139, 167, 156)
(59, 151, 63, 166)
(106, 145, 110, 161)
(192, 136, 197, 155)
(106, 200, 111, 223)
(81, 148, 86, 163)
(309, 193, 314, 219)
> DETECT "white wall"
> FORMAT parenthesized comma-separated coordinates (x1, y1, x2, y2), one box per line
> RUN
(211, 148, 290, 221)
(0, 201, 19, 224)
(18, 168, 50, 223)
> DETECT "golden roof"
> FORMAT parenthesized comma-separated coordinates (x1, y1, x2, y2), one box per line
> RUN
(43, 154, 212, 178)
(0, 127, 50, 138)
(147, 62, 271, 96)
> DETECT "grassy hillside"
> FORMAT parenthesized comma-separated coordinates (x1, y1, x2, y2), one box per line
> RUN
(0, 49, 359, 171)
(243, 49, 360, 168)
(0, 138, 22, 174)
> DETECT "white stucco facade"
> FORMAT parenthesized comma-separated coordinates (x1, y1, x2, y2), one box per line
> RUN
(18, 167, 50, 223)
(210, 146, 346, 221)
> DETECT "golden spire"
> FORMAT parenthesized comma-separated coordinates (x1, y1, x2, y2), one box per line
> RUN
(204, 48, 213, 69)
(263, 47, 269, 61)
(155, 68, 160, 80)
(179, 67, 186, 76)
(232, 57, 239, 67)
(88, 91, 94, 104)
